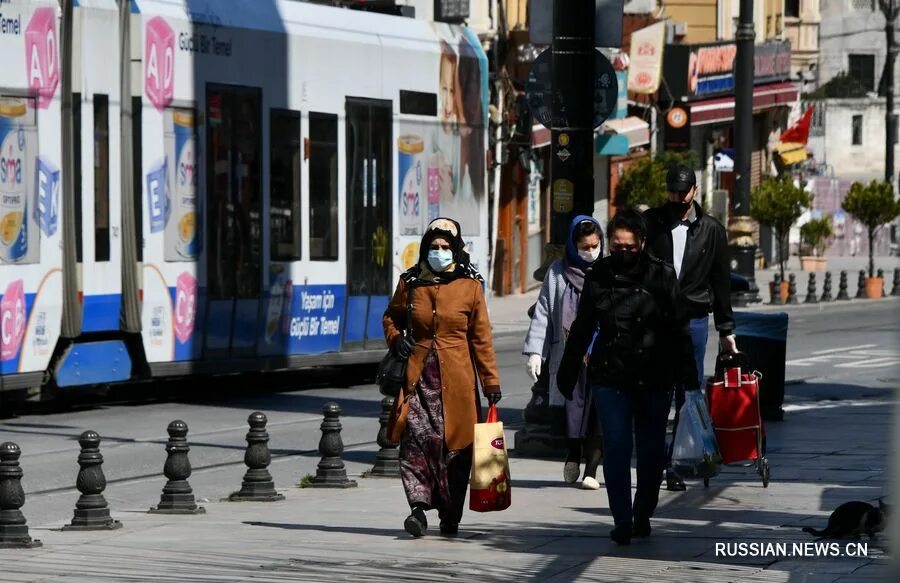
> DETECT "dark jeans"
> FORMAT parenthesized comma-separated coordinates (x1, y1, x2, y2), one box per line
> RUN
(592, 385, 672, 527)
(666, 315, 709, 468)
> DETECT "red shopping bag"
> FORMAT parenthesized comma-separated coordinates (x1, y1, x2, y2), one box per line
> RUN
(469, 405, 511, 512)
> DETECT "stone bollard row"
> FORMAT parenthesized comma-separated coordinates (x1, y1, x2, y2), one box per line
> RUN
(836, 270, 851, 300)
(149, 421, 205, 515)
(855, 270, 867, 299)
(787, 273, 799, 305)
(0, 442, 41, 548)
(804, 273, 818, 304)
(228, 412, 284, 502)
(62, 431, 121, 531)
(820, 272, 833, 302)
(2, 402, 372, 550)
(770, 272, 783, 305)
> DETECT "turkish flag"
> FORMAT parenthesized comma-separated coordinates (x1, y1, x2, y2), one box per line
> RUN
(780, 106, 815, 145)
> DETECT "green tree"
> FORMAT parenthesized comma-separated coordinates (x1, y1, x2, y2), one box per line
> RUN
(750, 176, 812, 279)
(616, 151, 699, 209)
(842, 180, 900, 278)
(799, 217, 833, 257)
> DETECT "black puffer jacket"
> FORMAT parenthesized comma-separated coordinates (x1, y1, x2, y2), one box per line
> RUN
(557, 254, 698, 395)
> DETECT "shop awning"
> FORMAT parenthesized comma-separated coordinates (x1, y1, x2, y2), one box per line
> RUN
(689, 82, 799, 126)
(600, 116, 650, 149)
(533, 116, 649, 156)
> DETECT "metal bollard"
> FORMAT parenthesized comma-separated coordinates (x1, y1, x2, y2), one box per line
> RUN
(228, 412, 284, 502)
(820, 271, 833, 302)
(366, 397, 400, 478)
(307, 403, 358, 489)
(855, 270, 867, 299)
(787, 273, 799, 304)
(0, 443, 41, 548)
(836, 270, 850, 301)
(877, 268, 886, 297)
(892, 268, 900, 297)
(62, 431, 122, 531)
(804, 273, 818, 304)
(149, 421, 205, 514)
(770, 272, 783, 305)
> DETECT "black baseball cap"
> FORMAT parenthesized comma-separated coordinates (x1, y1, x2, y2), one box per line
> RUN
(666, 164, 696, 193)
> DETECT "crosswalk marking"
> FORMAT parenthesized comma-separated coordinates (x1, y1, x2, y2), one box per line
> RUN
(787, 346, 900, 369)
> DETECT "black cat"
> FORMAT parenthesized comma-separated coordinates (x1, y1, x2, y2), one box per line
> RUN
(802, 499, 890, 540)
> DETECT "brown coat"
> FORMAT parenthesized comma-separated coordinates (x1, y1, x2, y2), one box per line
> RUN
(383, 276, 500, 451)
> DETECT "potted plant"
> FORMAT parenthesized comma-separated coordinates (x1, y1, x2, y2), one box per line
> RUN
(842, 180, 900, 298)
(751, 176, 812, 302)
(799, 217, 832, 272)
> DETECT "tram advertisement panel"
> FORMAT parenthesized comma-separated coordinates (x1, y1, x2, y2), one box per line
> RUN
(397, 25, 487, 239)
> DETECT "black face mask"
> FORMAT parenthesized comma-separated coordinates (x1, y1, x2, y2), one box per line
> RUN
(666, 200, 692, 216)
(610, 249, 641, 273)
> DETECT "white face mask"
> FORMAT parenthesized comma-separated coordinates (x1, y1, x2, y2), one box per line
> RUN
(578, 248, 600, 263)
(428, 249, 454, 272)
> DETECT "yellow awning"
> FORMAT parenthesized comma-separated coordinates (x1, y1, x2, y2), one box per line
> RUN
(775, 142, 808, 166)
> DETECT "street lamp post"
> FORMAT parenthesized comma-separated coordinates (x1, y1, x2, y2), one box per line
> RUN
(728, 0, 762, 306)
(881, 0, 899, 185)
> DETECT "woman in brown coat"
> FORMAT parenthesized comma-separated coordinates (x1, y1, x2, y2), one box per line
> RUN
(384, 217, 501, 538)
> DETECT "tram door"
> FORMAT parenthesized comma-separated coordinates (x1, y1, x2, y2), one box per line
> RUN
(344, 98, 393, 350)
(204, 85, 263, 358)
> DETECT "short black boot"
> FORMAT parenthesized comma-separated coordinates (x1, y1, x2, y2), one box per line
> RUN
(404, 504, 428, 538)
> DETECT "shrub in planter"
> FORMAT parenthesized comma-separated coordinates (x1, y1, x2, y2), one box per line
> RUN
(751, 177, 811, 281)
(799, 217, 832, 272)
(842, 181, 900, 298)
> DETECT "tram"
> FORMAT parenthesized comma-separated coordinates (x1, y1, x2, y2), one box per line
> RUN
(0, 0, 490, 399)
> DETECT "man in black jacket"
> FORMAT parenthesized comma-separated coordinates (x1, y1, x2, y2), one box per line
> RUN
(558, 210, 697, 546)
(644, 164, 737, 492)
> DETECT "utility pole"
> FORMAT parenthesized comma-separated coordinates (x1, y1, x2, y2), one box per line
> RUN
(729, 0, 762, 306)
(881, 0, 899, 185)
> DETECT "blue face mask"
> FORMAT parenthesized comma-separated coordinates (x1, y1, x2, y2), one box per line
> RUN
(427, 249, 454, 272)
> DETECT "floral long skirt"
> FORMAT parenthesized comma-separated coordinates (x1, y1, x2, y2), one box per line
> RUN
(399, 350, 473, 525)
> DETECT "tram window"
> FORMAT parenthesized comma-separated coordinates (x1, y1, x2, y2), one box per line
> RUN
(94, 95, 110, 262)
(74, 93, 83, 263)
(270, 109, 301, 261)
(399, 91, 437, 116)
(309, 112, 338, 261)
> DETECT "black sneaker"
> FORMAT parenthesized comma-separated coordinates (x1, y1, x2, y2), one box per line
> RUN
(633, 518, 651, 538)
(439, 522, 459, 536)
(665, 470, 686, 492)
(404, 507, 428, 538)
(610, 523, 632, 546)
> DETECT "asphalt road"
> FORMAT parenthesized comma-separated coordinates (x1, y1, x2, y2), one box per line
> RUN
(1, 299, 897, 529)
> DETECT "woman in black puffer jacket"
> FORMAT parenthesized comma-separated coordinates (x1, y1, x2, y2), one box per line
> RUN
(558, 209, 697, 546)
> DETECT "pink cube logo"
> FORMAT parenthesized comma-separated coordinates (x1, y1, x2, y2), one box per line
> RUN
(173, 272, 197, 344)
(25, 8, 59, 110)
(145, 17, 175, 112)
(1, 280, 26, 362)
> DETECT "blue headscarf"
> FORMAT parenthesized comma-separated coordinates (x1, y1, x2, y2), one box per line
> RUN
(564, 214, 604, 271)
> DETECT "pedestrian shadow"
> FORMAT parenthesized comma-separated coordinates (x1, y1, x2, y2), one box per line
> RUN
(244, 520, 406, 540)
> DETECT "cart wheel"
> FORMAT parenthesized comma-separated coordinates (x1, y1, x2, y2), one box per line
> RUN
(703, 478, 710, 488)
(761, 459, 770, 488)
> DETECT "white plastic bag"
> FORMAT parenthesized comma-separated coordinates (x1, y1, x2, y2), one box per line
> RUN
(672, 390, 723, 479)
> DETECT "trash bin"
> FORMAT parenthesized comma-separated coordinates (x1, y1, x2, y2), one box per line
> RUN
(733, 311, 789, 422)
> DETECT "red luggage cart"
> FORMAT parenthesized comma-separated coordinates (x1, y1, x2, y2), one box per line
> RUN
(704, 354, 770, 488)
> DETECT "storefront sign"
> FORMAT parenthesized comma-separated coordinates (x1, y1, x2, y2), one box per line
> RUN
(627, 22, 666, 95)
(663, 103, 691, 151)
(663, 40, 792, 100)
(527, 161, 541, 234)
(434, 0, 469, 23)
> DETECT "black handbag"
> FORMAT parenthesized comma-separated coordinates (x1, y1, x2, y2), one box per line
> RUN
(376, 286, 414, 397)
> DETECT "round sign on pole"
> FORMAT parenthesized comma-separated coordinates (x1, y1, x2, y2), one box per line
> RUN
(526, 48, 618, 130)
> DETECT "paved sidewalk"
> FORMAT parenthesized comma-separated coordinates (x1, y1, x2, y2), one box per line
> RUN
(1, 378, 894, 581)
